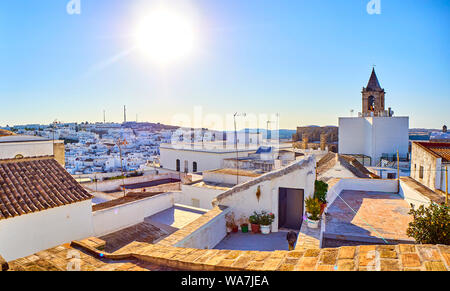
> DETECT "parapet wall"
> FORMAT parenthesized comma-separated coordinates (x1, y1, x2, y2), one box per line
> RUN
(157, 206, 230, 249)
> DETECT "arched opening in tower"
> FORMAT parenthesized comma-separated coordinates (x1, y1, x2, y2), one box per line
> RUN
(368, 96, 375, 111)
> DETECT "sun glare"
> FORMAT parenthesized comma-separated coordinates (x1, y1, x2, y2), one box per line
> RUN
(135, 8, 197, 65)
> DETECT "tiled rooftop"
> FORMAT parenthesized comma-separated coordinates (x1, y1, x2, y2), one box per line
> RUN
(92, 192, 164, 212)
(415, 141, 450, 162)
(317, 153, 379, 181)
(6, 237, 448, 271)
(99, 222, 168, 253)
(6, 242, 178, 271)
(400, 176, 446, 204)
(0, 158, 92, 220)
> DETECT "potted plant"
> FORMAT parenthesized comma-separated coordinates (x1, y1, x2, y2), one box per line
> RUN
(239, 216, 249, 233)
(305, 197, 321, 229)
(249, 212, 261, 233)
(225, 212, 238, 233)
(259, 211, 275, 235)
(314, 180, 329, 215)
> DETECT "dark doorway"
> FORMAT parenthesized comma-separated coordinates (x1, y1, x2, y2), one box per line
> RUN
(278, 188, 304, 230)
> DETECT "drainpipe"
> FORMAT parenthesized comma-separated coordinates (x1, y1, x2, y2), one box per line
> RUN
(397, 150, 400, 194)
(446, 166, 448, 206)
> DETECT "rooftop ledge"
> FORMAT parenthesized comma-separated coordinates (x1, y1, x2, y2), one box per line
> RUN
(5, 237, 449, 271)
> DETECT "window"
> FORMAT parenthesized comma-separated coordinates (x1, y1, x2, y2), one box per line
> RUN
(192, 162, 198, 172)
(387, 173, 396, 179)
(14, 154, 24, 159)
(192, 199, 200, 208)
(176, 159, 180, 172)
(184, 160, 189, 173)
(419, 166, 424, 179)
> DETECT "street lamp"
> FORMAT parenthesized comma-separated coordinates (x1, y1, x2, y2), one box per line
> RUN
(234, 112, 246, 185)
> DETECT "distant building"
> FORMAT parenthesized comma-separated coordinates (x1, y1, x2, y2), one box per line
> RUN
(410, 142, 450, 192)
(292, 126, 338, 153)
(430, 125, 450, 142)
(339, 69, 409, 166)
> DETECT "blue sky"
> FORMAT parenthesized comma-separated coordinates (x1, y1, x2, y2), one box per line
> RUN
(0, 0, 448, 129)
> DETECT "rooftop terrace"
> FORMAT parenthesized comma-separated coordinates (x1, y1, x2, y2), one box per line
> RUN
(323, 190, 414, 247)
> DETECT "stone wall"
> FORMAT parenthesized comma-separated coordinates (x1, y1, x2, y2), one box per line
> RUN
(410, 143, 440, 191)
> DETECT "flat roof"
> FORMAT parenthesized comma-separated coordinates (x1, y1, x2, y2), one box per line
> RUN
(92, 192, 164, 212)
(324, 190, 414, 244)
(0, 135, 50, 143)
(205, 168, 262, 177)
(122, 178, 180, 190)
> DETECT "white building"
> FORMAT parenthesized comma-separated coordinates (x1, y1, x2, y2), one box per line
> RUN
(0, 158, 93, 261)
(159, 142, 261, 173)
(338, 69, 409, 166)
(0, 129, 65, 166)
(410, 141, 450, 192)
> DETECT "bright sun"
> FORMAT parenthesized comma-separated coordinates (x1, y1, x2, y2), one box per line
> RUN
(135, 8, 196, 65)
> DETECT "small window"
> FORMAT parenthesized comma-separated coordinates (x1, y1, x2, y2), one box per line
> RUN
(387, 173, 396, 179)
(176, 159, 180, 172)
(14, 154, 24, 159)
(192, 162, 198, 172)
(192, 199, 200, 208)
(184, 160, 189, 173)
(419, 166, 424, 179)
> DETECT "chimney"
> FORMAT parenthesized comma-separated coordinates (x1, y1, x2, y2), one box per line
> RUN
(320, 133, 327, 151)
(302, 134, 309, 150)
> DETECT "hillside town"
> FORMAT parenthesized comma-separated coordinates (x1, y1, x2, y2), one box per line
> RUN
(1, 1, 449, 280)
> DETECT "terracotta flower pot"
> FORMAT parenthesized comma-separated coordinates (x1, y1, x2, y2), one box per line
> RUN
(250, 223, 260, 233)
(320, 203, 327, 215)
(232, 226, 239, 233)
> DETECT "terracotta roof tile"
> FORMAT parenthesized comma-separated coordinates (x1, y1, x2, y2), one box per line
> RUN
(415, 142, 450, 163)
(0, 159, 92, 220)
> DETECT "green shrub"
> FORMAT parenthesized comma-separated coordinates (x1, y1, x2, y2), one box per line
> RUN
(259, 211, 275, 226)
(406, 203, 450, 245)
(314, 180, 328, 204)
(305, 197, 321, 221)
(249, 211, 261, 224)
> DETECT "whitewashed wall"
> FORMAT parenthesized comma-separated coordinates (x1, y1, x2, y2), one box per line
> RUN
(326, 178, 398, 210)
(173, 185, 225, 210)
(84, 172, 181, 192)
(0, 140, 53, 159)
(399, 180, 431, 209)
(92, 193, 174, 236)
(0, 200, 93, 262)
(410, 143, 440, 191)
(214, 157, 316, 233)
(339, 117, 409, 166)
(173, 208, 230, 249)
(203, 171, 256, 186)
(159, 146, 256, 173)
